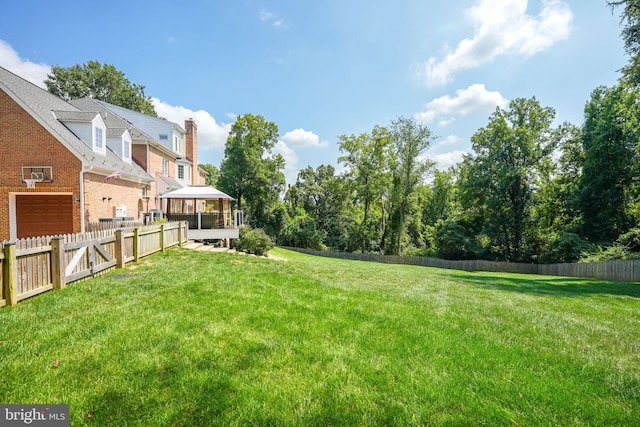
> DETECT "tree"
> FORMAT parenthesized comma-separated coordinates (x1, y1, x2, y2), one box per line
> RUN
(338, 126, 392, 252)
(217, 114, 286, 230)
(461, 98, 556, 261)
(578, 84, 640, 243)
(383, 116, 435, 255)
(199, 163, 220, 187)
(45, 61, 157, 116)
(285, 165, 354, 250)
(609, 0, 640, 86)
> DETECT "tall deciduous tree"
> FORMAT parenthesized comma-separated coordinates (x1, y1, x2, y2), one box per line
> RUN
(461, 98, 556, 261)
(218, 113, 285, 229)
(338, 126, 392, 252)
(45, 61, 157, 116)
(579, 84, 640, 243)
(384, 116, 435, 255)
(609, 0, 640, 86)
(199, 163, 220, 187)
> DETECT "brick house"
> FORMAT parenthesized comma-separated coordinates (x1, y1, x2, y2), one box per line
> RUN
(0, 66, 204, 241)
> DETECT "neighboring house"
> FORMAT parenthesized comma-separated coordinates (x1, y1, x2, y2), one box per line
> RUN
(0, 66, 153, 240)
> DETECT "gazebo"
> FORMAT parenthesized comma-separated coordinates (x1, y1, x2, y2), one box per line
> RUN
(159, 185, 243, 245)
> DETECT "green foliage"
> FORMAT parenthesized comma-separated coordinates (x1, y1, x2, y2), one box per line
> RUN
(280, 210, 326, 251)
(384, 116, 435, 255)
(45, 61, 157, 115)
(539, 232, 592, 263)
(234, 226, 274, 256)
(579, 244, 640, 262)
(609, 0, 640, 86)
(617, 227, 640, 251)
(199, 163, 220, 187)
(434, 220, 480, 260)
(338, 126, 392, 253)
(579, 84, 640, 242)
(460, 97, 557, 262)
(218, 114, 286, 228)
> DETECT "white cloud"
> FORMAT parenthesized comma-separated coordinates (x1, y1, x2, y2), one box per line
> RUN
(259, 10, 274, 22)
(436, 135, 462, 147)
(0, 39, 50, 88)
(424, 0, 572, 86)
(433, 150, 467, 170)
(281, 128, 329, 148)
(151, 98, 232, 152)
(259, 9, 285, 27)
(415, 83, 507, 124)
(273, 140, 300, 184)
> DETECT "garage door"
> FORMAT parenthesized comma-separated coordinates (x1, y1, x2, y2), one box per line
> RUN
(16, 195, 74, 238)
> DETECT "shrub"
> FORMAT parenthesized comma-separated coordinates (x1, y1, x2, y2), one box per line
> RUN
(539, 232, 592, 263)
(434, 220, 480, 260)
(234, 227, 274, 256)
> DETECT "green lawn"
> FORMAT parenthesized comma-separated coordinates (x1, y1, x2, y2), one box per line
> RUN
(1, 248, 639, 426)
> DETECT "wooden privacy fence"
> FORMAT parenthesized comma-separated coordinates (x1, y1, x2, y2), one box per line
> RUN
(281, 247, 640, 283)
(1, 222, 188, 308)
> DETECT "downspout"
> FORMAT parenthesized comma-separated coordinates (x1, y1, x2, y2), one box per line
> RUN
(79, 166, 88, 233)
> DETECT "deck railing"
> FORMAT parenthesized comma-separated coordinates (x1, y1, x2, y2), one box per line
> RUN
(166, 211, 244, 230)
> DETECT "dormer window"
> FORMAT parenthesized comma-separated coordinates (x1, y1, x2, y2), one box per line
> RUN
(123, 140, 131, 161)
(173, 135, 180, 153)
(95, 127, 104, 150)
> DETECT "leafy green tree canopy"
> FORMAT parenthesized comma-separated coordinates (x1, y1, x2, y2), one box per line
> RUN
(609, 0, 640, 86)
(218, 113, 285, 228)
(45, 61, 157, 116)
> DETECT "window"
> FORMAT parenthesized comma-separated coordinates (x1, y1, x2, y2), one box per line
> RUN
(177, 164, 185, 180)
(162, 159, 169, 176)
(159, 134, 168, 140)
(95, 127, 104, 149)
(173, 136, 180, 152)
(123, 140, 131, 160)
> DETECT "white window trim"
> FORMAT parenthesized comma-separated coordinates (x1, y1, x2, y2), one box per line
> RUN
(94, 125, 106, 154)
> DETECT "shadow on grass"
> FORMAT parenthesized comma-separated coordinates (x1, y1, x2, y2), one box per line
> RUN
(441, 270, 640, 299)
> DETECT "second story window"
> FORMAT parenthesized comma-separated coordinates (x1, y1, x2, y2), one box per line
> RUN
(173, 136, 180, 153)
(95, 127, 104, 150)
(162, 159, 169, 176)
(177, 164, 185, 180)
(123, 140, 131, 160)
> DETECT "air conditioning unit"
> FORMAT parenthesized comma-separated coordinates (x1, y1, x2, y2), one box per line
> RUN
(114, 205, 127, 217)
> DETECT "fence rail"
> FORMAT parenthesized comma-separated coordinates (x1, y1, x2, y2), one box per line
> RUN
(281, 247, 640, 283)
(1, 222, 188, 308)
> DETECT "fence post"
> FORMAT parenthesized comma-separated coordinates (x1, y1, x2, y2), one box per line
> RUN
(178, 221, 183, 248)
(51, 237, 66, 290)
(160, 224, 165, 252)
(133, 227, 140, 262)
(3, 242, 17, 306)
(115, 230, 125, 268)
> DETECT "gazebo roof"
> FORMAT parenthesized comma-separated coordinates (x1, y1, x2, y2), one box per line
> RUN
(158, 185, 234, 200)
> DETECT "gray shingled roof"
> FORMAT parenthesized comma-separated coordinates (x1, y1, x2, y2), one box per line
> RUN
(0, 66, 153, 183)
(52, 110, 100, 122)
(68, 97, 179, 160)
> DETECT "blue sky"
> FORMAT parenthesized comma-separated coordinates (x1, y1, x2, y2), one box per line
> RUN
(0, 0, 627, 183)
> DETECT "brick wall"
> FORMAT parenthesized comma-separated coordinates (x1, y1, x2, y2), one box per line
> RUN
(185, 119, 198, 185)
(0, 90, 83, 240)
(83, 173, 147, 223)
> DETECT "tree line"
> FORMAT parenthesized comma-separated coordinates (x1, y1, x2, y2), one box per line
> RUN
(45, 1, 640, 263)
(207, 1, 640, 263)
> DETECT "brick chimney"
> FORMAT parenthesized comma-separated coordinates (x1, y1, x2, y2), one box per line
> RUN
(184, 118, 198, 185)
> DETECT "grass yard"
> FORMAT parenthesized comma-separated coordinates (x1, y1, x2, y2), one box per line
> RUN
(1, 247, 639, 426)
